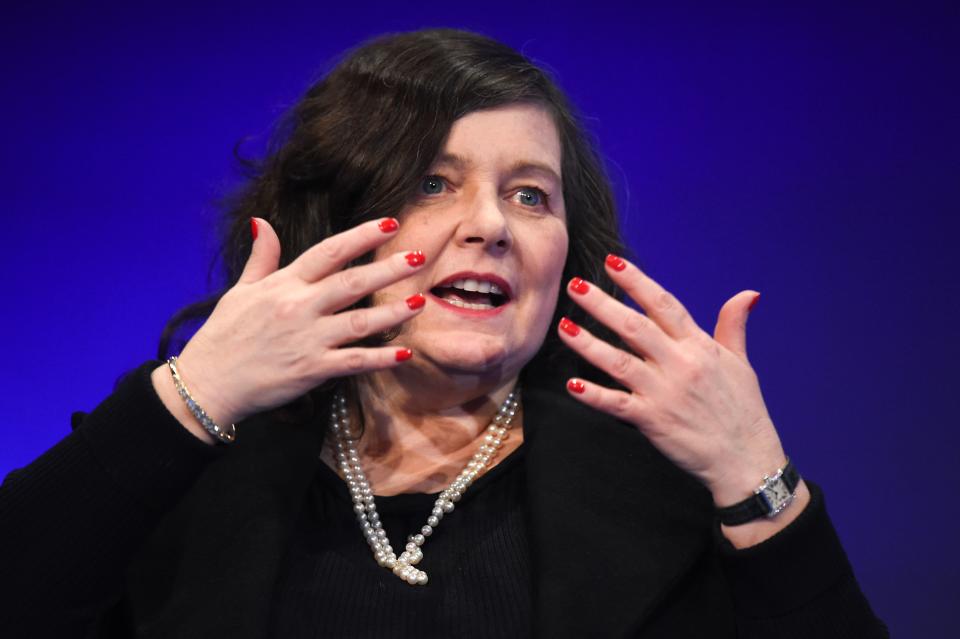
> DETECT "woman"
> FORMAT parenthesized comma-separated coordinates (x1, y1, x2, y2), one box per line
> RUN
(0, 29, 885, 637)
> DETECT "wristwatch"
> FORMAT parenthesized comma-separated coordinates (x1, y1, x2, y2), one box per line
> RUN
(716, 459, 800, 526)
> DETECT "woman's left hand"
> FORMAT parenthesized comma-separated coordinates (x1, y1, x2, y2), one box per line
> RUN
(557, 255, 794, 514)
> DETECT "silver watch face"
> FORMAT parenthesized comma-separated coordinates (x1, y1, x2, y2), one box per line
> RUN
(759, 478, 794, 516)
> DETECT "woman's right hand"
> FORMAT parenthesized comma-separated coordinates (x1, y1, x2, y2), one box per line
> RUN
(151, 216, 426, 442)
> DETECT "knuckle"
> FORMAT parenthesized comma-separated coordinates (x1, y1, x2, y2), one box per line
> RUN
(348, 311, 369, 337)
(319, 237, 343, 261)
(682, 358, 707, 385)
(655, 290, 675, 311)
(623, 312, 648, 336)
(611, 351, 633, 379)
(611, 392, 633, 418)
(344, 351, 365, 373)
(272, 298, 300, 321)
(338, 269, 366, 294)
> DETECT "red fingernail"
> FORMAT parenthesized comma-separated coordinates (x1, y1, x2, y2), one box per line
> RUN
(559, 317, 581, 337)
(395, 348, 413, 362)
(250, 218, 258, 240)
(405, 250, 426, 267)
(569, 277, 589, 295)
(406, 293, 426, 310)
(567, 378, 586, 394)
(379, 218, 399, 233)
(605, 254, 626, 271)
(748, 293, 761, 311)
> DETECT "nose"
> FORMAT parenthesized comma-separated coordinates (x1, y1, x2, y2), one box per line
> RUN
(456, 188, 512, 254)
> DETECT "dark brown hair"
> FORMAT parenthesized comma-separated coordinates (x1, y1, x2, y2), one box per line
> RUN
(159, 28, 625, 419)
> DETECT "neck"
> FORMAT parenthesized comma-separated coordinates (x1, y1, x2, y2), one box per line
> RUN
(330, 367, 523, 495)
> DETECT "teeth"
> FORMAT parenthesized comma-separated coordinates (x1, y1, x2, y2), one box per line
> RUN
(444, 298, 494, 310)
(446, 278, 505, 296)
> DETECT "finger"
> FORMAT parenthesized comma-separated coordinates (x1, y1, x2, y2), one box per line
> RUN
(556, 317, 661, 393)
(713, 290, 760, 359)
(313, 249, 427, 314)
(289, 217, 401, 283)
(321, 293, 427, 347)
(238, 218, 281, 284)
(600, 255, 701, 340)
(322, 345, 417, 379)
(565, 277, 678, 364)
(564, 376, 647, 425)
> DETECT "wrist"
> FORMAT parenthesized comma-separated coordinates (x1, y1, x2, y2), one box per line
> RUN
(171, 353, 239, 427)
(720, 479, 811, 549)
(151, 364, 217, 445)
(165, 356, 238, 444)
(709, 449, 789, 508)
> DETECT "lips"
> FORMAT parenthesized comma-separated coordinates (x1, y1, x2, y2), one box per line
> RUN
(429, 272, 513, 311)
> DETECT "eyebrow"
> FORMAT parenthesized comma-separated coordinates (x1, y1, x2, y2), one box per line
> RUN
(432, 153, 562, 186)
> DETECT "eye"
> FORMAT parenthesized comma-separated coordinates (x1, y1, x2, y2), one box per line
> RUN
(515, 187, 548, 208)
(420, 175, 445, 195)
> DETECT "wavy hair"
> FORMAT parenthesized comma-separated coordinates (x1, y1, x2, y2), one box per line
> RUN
(159, 29, 626, 423)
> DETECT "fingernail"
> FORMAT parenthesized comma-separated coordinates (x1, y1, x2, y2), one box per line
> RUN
(748, 293, 761, 312)
(379, 218, 399, 233)
(395, 348, 413, 362)
(569, 277, 590, 295)
(605, 254, 626, 271)
(567, 378, 586, 394)
(406, 293, 426, 310)
(405, 250, 426, 267)
(559, 317, 581, 337)
(250, 218, 258, 240)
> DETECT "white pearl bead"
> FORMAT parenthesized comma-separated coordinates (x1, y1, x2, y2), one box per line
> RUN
(328, 387, 521, 586)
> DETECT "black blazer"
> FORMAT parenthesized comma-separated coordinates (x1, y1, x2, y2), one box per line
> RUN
(1, 364, 886, 637)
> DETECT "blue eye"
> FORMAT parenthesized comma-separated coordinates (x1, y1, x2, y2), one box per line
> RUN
(420, 176, 444, 195)
(517, 188, 546, 207)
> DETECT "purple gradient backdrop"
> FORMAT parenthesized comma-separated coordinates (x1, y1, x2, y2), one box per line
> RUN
(2, 3, 956, 636)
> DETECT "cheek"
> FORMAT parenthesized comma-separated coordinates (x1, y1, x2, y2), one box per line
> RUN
(526, 226, 569, 314)
(539, 226, 570, 288)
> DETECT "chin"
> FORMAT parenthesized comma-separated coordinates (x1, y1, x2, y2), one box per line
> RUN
(421, 335, 515, 374)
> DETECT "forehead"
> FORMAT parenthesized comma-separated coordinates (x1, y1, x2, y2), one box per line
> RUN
(438, 103, 562, 178)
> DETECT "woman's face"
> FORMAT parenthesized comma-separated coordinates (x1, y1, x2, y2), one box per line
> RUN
(374, 103, 569, 379)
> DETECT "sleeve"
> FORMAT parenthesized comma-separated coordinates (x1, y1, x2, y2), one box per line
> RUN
(717, 481, 889, 638)
(0, 361, 226, 635)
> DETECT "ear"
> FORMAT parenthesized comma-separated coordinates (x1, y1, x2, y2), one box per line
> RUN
(238, 218, 281, 284)
(713, 290, 761, 359)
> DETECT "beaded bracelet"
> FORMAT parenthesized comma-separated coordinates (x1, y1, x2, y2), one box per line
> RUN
(166, 356, 236, 444)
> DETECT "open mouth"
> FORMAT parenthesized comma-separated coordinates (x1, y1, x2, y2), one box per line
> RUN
(430, 275, 512, 311)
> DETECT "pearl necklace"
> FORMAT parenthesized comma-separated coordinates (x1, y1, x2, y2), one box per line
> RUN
(329, 388, 520, 586)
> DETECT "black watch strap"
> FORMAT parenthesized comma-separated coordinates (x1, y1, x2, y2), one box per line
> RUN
(716, 459, 800, 526)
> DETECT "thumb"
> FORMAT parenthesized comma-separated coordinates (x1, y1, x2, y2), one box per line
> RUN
(713, 290, 761, 359)
(238, 217, 281, 284)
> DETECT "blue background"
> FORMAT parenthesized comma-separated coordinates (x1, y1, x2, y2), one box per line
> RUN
(1, 3, 956, 636)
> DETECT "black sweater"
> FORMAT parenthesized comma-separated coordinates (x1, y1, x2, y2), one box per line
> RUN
(0, 362, 888, 637)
